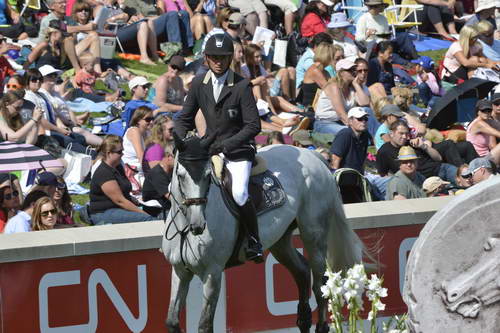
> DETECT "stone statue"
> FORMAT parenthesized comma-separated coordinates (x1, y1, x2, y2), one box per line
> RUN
(404, 176, 500, 333)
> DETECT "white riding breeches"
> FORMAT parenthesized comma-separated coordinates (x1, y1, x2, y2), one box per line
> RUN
(225, 158, 252, 206)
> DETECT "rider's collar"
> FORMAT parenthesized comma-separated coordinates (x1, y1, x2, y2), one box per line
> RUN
(203, 69, 234, 87)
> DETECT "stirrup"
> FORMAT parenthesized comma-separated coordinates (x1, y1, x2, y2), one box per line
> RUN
(246, 237, 264, 263)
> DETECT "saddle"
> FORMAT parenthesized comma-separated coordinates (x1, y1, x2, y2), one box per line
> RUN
(211, 155, 287, 267)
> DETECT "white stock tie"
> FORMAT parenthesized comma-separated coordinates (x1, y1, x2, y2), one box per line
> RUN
(213, 79, 223, 103)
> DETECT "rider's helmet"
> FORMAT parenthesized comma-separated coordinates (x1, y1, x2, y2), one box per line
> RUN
(204, 34, 234, 56)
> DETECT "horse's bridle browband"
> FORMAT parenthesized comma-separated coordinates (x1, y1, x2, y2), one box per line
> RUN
(182, 198, 207, 206)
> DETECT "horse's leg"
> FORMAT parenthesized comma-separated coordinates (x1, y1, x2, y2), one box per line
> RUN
(166, 266, 193, 333)
(198, 270, 223, 333)
(269, 226, 312, 333)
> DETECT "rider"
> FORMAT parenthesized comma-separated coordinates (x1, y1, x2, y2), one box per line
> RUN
(174, 34, 263, 263)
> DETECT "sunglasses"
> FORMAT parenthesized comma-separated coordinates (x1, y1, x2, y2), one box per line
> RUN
(111, 149, 123, 155)
(494, 102, 500, 106)
(30, 77, 42, 83)
(78, 8, 90, 12)
(461, 173, 472, 179)
(4, 190, 19, 200)
(46, 73, 58, 79)
(140, 85, 150, 89)
(41, 208, 58, 217)
(56, 182, 66, 190)
(357, 69, 368, 73)
(166, 127, 174, 132)
(356, 116, 369, 122)
(143, 117, 154, 123)
(6, 84, 22, 89)
(170, 65, 181, 71)
(480, 108, 493, 113)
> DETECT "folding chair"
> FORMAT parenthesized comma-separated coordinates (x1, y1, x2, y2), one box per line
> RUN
(19, 0, 41, 17)
(382, 0, 423, 36)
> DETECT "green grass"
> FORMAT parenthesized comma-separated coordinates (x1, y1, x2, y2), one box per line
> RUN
(420, 49, 447, 64)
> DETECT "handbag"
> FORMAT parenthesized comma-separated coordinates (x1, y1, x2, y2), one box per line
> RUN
(124, 163, 142, 195)
(62, 144, 92, 184)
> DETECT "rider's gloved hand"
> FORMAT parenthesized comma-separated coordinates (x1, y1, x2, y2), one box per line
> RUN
(209, 142, 224, 155)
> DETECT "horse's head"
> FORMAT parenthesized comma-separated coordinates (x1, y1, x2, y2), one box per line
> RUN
(171, 133, 212, 235)
(441, 235, 500, 318)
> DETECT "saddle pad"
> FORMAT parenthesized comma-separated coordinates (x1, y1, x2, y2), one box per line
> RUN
(251, 170, 287, 216)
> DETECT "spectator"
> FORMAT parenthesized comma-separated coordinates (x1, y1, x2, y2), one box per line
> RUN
(292, 130, 314, 148)
(422, 176, 450, 197)
(477, 20, 500, 62)
(0, 0, 37, 39)
(156, 0, 195, 52)
(367, 40, 395, 97)
(355, 0, 390, 44)
(455, 164, 473, 189)
(31, 172, 59, 198)
(467, 156, 497, 185)
(415, 0, 458, 40)
(228, 0, 268, 32)
(183, 0, 214, 40)
(89, 135, 157, 224)
(143, 115, 174, 173)
(297, 43, 335, 107)
(122, 106, 154, 193)
(3, 190, 47, 234)
(231, 40, 244, 76)
(328, 13, 361, 62)
(330, 107, 370, 173)
(73, 52, 119, 102)
(385, 146, 426, 200)
(53, 177, 75, 226)
(152, 56, 186, 115)
(296, 32, 333, 89)
(266, 131, 285, 145)
(374, 104, 404, 150)
(38, 65, 102, 149)
(377, 120, 458, 183)
(300, 0, 333, 38)
(0, 89, 42, 144)
(412, 55, 444, 107)
(464, 0, 496, 28)
(123, 76, 159, 128)
(442, 25, 498, 83)
(5, 74, 24, 92)
(490, 92, 500, 130)
(314, 59, 370, 135)
(31, 197, 58, 231)
(466, 99, 500, 157)
(0, 175, 21, 232)
(142, 143, 174, 210)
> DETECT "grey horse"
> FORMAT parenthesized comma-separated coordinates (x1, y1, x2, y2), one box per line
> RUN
(162, 140, 368, 333)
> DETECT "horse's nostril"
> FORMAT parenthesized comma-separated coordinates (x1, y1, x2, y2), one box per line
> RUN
(451, 293, 458, 299)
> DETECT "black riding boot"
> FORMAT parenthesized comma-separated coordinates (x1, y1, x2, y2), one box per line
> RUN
(239, 199, 263, 263)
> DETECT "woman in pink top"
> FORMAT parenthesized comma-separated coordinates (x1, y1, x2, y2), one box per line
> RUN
(157, 0, 194, 48)
(466, 99, 500, 157)
(442, 25, 499, 83)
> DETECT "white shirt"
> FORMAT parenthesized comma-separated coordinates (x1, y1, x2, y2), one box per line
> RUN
(24, 89, 50, 136)
(4, 211, 31, 234)
(355, 12, 390, 42)
(333, 38, 360, 62)
(211, 71, 229, 102)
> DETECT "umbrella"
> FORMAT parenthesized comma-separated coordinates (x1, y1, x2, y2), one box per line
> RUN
(426, 78, 497, 130)
(0, 141, 63, 172)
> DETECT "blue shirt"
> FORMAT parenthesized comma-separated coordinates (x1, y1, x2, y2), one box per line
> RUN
(296, 48, 335, 89)
(0, 0, 7, 25)
(479, 40, 500, 62)
(374, 123, 389, 151)
(4, 211, 31, 234)
(330, 127, 370, 173)
(123, 99, 158, 129)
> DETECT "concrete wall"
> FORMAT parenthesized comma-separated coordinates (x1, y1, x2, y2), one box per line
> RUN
(0, 196, 451, 264)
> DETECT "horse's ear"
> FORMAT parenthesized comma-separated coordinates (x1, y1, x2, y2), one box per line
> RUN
(173, 131, 186, 152)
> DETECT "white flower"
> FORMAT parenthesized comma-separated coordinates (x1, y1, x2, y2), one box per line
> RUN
(373, 299, 386, 311)
(368, 310, 374, 321)
(321, 284, 331, 298)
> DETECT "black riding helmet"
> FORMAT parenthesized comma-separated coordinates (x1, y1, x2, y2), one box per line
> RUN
(204, 34, 234, 56)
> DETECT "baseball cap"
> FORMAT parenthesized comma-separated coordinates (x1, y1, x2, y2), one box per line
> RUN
(37, 172, 58, 186)
(476, 99, 493, 111)
(292, 130, 313, 146)
(422, 176, 450, 193)
(39, 65, 62, 77)
(381, 104, 405, 117)
(397, 146, 418, 161)
(347, 107, 368, 119)
(491, 92, 500, 104)
(169, 55, 186, 71)
(228, 12, 245, 25)
(320, 0, 334, 6)
(336, 58, 356, 72)
(128, 76, 150, 90)
(411, 56, 434, 71)
(467, 157, 492, 174)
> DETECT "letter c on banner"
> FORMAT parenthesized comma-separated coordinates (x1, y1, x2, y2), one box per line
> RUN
(265, 248, 317, 316)
(38, 265, 148, 333)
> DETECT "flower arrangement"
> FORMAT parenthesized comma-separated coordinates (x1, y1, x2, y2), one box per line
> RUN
(321, 263, 407, 333)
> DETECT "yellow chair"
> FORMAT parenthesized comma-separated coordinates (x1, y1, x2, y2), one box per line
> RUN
(383, 0, 423, 36)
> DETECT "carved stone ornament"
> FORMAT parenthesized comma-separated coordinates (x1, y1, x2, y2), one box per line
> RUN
(404, 176, 500, 333)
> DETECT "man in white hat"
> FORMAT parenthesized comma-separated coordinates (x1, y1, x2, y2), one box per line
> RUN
(386, 146, 426, 200)
(355, 0, 390, 43)
(328, 12, 361, 62)
(465, 0, 497, 27)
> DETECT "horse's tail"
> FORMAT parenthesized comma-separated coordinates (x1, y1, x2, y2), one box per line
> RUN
(326, 191, 377, 273)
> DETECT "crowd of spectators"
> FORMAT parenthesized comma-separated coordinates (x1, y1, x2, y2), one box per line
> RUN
(0, 0, 500, 233)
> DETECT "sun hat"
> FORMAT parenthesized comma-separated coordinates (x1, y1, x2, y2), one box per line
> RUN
(422, 176, 450, 193)
(39, 65, 62, 77)
(128, 76, 150, 90)
(364, 0, 389, 7)
(411, 56, 434, 71)
(347, 107, 368, 119)
(327, 13, 352, 28)
(336, 58, 356, 72)
(476, 0, 496, 12)
(381, 104, 405, 117)
(397, 146, 418, 161)
(292, 130, 314, 146)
